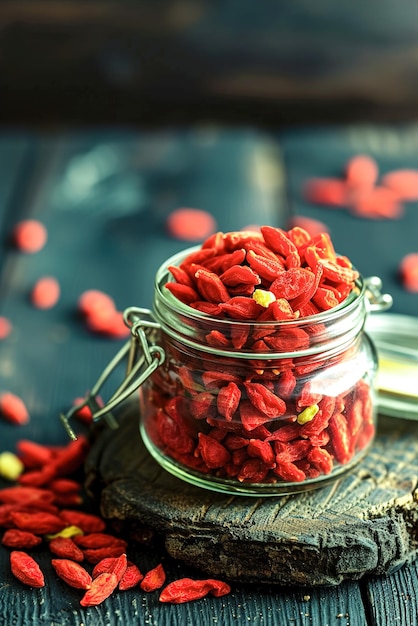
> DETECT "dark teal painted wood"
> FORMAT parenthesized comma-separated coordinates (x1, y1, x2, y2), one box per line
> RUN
(0, 128, 417, 624)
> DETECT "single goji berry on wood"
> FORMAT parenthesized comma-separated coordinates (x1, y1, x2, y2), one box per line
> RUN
(381, 169, 418, 201)
(1, 528, 42, 549)
(166, 208, 217, 242)
(0, 392, 30, 425)
(345, 155, 379, 189)
(140, 563, 166, 592)
(91, 553, 128, 581)
(10, 550, 45, 587)
(119, 561, 144, 590)
(31, 276, 60, 309)
(80, 572, 118, 605)
(399, 253, 418, 292)
(51, 558, 92, 590)
(159, 577, 231, 603)
(12, 219, 48, 253)
(303, 178, 348, 207)
(0, 316, 12, 340)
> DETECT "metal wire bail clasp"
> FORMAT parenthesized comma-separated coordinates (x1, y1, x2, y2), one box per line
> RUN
(364, 276, 393, 313)
(60, 307, 165, 440)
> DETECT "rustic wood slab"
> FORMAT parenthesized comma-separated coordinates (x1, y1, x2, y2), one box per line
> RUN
(85, 407, 418, 587)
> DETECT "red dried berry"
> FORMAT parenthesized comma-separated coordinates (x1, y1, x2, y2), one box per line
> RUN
(399, 253, 418, 292)
(381, 169, 418, 201)
(0, 392, 30, 425)
(31, 276, 60, 309)
(140, 563, 166, 592)
(0, 316, 12, 340)
(345, 154, 379, 189)
(80, 572, 118, 606)
(51, 559, 92, 590)
(12, 220, 47, 253)
(10, 551, 45, 587)
(166, 208, 217, 242)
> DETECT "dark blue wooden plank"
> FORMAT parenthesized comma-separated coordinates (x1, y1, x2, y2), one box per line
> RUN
(365, 560, 418, 626)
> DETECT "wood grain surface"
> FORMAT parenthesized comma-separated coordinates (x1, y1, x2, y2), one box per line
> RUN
(1, 129, 418, 624)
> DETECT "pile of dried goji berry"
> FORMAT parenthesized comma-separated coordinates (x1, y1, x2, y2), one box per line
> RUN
(143, 225, 374, 485)
(0, 433, 231, 604)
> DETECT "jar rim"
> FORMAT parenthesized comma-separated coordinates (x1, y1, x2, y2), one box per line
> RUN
(154, 245, 365, 328)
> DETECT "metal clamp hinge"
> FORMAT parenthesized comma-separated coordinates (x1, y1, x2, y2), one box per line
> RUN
(60, 307, 165, 440)
(364, 276, 393, 313)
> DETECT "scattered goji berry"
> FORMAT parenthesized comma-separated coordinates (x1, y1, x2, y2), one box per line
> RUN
(12, 219, 47, 253)
(0, 392, 30, 425)
(80, 571, 118, 606)
(49, 537, 84, 561)
(399, 253, 418, 292)
(31, 276, 60, 309)
(166, 208, 217, 242)
(140, 563, 166, 592)
(159, 577, 231, 603)
(91, 553, 128, 581)
(381, 169, 418, 201)
(51, 558, 92, 590)
(119, 561, 144, 590)
(10, 550, 45, 587)
(2, 528, 43, 549)
(0, 316, 12, 340)
(345, 155, 379, 189)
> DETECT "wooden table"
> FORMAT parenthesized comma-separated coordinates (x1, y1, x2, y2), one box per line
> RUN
(0, 126, 417, 625)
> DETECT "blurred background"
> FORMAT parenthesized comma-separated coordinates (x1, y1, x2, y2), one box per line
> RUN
(2, 0, 418, 128)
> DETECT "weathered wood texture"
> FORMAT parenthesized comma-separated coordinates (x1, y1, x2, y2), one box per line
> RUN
(86, 409, 418, 587)
(1, 129, 418, 624)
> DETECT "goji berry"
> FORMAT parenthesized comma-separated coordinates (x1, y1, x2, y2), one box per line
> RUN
(80, 572, 119, 606)
(31, 276, 60, 309)
(345, 155, 379, 189)
(92, 553, 128, 582)
(196, 433, 231, 469)
(11, 510, 67, 534)
(119, 561, 144, 590)
(1, 528, 42, 549)
(159, 577, 231, 603)
(381, 169, 418, 201)
(0, 392, 30, 425)
(140, 563, 166, 592)
(12, 219, 47, 253)
(0, 316, 12, 340)
(51, 558, 92, 590)
(399, 253, 418, 292)
(303, 178, 348, 206)
(74, 532, 127, 550)
(10, 550, 45, 587)
(16, 439, 54, 468)
(166, 208, 217, 242)
(49, 537, 84, 562)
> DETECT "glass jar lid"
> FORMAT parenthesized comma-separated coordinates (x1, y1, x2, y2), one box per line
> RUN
(365, 313, 418, 420)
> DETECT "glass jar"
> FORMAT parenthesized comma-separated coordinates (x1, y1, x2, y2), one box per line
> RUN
(135, 248, 381, 496)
